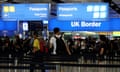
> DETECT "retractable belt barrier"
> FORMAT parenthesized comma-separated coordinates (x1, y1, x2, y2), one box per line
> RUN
(0, 55, 120, 70)
(0, 55, 79, 70)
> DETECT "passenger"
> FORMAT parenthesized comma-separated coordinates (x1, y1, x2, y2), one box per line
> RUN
(28, 36, 34, 55)
(3, 36, 11, 57)
(80, 39, 87, 63)
(85, 37, 96, 63)
(106, 40, 114, 61)
(49, 27, 71, 56)
(67, 38, 74, 55)
(112, 38, 120, 56)
(38, 36, 45, 54)
(32, 33, 40, 54)
(0, 38, 3, 57)
(117, 38, 120, 55)
(96, 35, 107, 63)
(23, 37, 31, 55)
(12, 35, 23, 59)
(30, 33, 45, 72)
(72, 39, 81, 56)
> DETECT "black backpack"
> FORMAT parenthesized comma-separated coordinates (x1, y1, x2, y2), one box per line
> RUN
(54, 36, 68, 55)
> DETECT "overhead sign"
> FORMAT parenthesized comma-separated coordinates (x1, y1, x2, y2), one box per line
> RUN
(0, 19, 17, 31)
(0, 21, 4, 30)
(5, 21, 17, 31)
(48, 18, 120, 32)
(48, 18, 111, 31)
(111, 18, 120, 31)
(0, 31, 16, 37)
(57, 3, 109, 21)
(2, 4, 49, 20)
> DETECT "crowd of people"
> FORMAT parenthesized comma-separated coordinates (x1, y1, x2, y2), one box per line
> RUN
(67, 35, 120, 63)
(0, 34, 47, 58)
(0, 28, 120, 64)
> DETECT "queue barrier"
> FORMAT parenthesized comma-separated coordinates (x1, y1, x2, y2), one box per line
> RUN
(0, 54, 120, 72)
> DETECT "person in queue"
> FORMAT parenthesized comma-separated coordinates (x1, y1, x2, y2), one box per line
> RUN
(30, 33, 45, 72)
(49, 27, 71, 56)
(96, 35, 107, 63)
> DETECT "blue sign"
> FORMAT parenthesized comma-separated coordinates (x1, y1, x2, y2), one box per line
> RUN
(57, 3, 109, 21)
(0, 21, 4, 30)
(48, 18, 111, 31)
(2, 4, 49, 20)
(5, 21, 17, 31)
(0, 31, 16, 37)
(0, 19, 17, 31)
(110, 18, 120, 31)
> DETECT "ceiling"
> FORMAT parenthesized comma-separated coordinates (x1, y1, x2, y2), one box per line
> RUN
(109, 0, 120, 18)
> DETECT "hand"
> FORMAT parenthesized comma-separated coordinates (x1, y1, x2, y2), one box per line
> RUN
(32, 48, 37, 53)
(68, 51, 71, 55)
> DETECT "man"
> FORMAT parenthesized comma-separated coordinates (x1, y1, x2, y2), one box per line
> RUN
(49, 27, 71, 56)
(32, 33, 40, 53)
(96, 35, 107, 63)
(30, 33, 45, 72)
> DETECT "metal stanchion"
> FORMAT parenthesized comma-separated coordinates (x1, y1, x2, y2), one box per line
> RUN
(14, 58, 18, 72)
(9, 54, 12, 72)
(56, 64, 61, 72)
(24, 53, 26, 72)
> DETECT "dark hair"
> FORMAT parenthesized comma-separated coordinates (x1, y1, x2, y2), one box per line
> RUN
(99, 35, 106, 41)
(53, 27, 60, 34)
(33, 32, 38, 36)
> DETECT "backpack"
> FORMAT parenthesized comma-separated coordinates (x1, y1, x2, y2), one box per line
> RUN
(49, 36, 68, 56)
(55, 36, 68, 55)
(94, 41, 106, 54)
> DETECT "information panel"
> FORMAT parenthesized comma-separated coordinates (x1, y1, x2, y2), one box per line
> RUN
(57, 3, 109, 21)
(2, 4, 49, 20)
